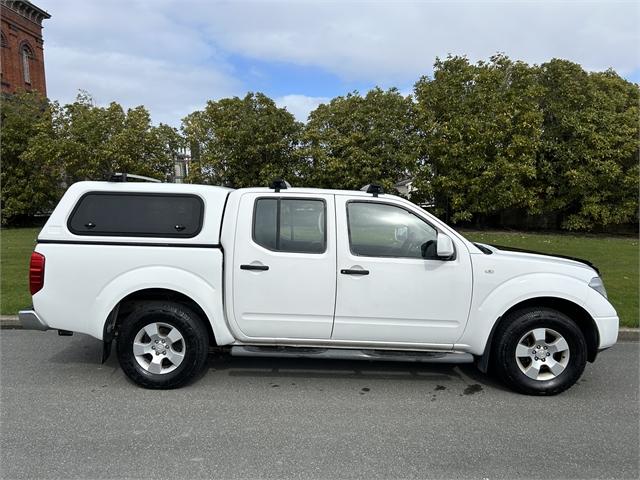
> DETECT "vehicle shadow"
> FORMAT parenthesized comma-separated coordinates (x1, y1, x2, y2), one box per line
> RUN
(202, 352, 510, 392)
(44, 333, 508, 392)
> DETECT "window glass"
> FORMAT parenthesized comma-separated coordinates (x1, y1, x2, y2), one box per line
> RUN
(347, 202, 438, 259)
(21, 45, 31, 84)
(253, 198, 326, 253)
(68, 193, 203, 238)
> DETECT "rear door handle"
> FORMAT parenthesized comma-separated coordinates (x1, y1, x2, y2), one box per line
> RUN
(341, 269, 369, 275)
(241, 264, 269, 271)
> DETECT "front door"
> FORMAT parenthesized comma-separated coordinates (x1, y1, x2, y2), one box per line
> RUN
(333, 196, 473, 346)
(232, 192, 336, 339)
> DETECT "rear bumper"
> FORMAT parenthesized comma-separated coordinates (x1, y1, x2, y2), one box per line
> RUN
(18, 309, 49, 331)
(594, 315, 619, 349)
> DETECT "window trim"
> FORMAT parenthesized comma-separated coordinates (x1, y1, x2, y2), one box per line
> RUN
(67, 191, 205, 238)
(252, 196, 327, 254)
(345, 199, 455, 260)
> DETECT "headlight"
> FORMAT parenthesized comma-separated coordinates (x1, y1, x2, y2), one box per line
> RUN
(589, 276, 608, 299)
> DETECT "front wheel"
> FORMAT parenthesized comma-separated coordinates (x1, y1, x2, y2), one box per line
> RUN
(493, 308, 587, 395)
(116, 301, 209, 389)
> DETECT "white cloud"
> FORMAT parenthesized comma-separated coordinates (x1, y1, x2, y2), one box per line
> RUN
(184, 0, 640, 79)
(38, 0, 240, 126)
(45, 46, 239, 125)
(276, 94, 330, 122)
(35, 0, 640, 127)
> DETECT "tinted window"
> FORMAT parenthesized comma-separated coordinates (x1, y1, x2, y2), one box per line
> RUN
(253, 198, 326, 253)
(347, 202, 438, 259)
(68, 193, 204, 238)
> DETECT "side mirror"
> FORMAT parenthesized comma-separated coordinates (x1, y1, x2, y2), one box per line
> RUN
(436, 234, 455, 259)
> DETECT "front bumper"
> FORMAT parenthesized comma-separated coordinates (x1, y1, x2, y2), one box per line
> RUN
(18, 309, 49, 331)
(594, 315, 619, 349)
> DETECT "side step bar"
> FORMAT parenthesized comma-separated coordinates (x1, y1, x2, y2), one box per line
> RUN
(230, 346, 474, 364)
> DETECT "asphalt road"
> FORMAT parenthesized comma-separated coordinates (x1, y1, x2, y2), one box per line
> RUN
(1, 331, 638, 480)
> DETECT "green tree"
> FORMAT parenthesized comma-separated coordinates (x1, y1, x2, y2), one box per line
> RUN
(182, 93, 303, 187)
(537, 60, 639, 230)
(0, 92, 60, 224)
(29, 92, 179, 184)
(413, 55, 544, 223)
(302, 88, 418, 191)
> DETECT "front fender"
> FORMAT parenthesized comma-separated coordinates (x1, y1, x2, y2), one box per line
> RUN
(93, 265, 234, 345)
(455, 273, 616, 355)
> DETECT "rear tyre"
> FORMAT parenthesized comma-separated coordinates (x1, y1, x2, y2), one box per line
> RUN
(116, 301, 209, 389)
(493, 307, 587, 395)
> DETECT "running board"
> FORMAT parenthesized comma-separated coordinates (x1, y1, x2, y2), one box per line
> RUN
(230, 346, 474, 364)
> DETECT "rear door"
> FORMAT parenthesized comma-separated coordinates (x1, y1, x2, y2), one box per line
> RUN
(232, 192, 336, 339)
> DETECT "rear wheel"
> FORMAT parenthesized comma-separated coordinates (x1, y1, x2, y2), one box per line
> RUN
(116, 301, 209, 389)
(493, 307, 587, 395)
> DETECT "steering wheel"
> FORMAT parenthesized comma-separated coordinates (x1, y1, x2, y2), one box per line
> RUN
(400, 232, 421, 256)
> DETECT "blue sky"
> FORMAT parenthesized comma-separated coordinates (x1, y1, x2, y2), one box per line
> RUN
(37, 0, 640, 126)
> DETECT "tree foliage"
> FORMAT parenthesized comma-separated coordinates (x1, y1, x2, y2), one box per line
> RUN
(413, 55, 639, 230)
(2, 56, 638, 231)
(536, 60, 639, 230)
(1, 92, 59, 223)
(182, 93, 302, 187)
(302, 88, 418, 192)
(1, 92, 182, 224)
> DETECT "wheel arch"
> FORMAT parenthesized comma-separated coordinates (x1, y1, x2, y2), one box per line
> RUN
(104, 288, 217, 347)
(476, 296, 599, 373)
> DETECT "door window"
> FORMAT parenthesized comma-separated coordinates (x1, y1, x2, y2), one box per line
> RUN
(347, 202, 438, 259)
(253, 198, 326, 253)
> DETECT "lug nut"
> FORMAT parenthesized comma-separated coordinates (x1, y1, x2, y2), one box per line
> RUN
(541, 358, 546, 362)
(534, 356, 538, 360)
(155, 340, 159, 344)
(547, 352, 550, 356)
(152, 346, 155, 350)
(544, 346, 548, 349)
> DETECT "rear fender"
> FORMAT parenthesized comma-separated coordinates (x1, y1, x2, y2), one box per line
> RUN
(93, 266, 234, 345)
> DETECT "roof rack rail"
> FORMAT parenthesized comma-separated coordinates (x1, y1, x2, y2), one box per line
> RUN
(108, 173, 162, 183)
(270, 178, 291, 192)
(361, 183, 384, 197)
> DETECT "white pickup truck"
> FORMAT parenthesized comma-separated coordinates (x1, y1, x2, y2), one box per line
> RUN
(19, 179, 619, 394)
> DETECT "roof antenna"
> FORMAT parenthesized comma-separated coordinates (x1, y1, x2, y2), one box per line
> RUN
(270, 178, 291, 193)
(361, 183, 384, 197)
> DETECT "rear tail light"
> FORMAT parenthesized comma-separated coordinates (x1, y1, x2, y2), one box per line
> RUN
(29, 252, 45, 295)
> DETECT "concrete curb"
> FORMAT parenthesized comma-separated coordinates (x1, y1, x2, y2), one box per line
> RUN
(1, 315, 638, 340)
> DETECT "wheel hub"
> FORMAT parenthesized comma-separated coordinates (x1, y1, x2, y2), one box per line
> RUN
(132, 322, 185, 374)
(515, 327, 570, 381)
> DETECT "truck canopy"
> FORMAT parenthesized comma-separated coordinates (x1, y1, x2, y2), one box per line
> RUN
(39, 181, 232, 245)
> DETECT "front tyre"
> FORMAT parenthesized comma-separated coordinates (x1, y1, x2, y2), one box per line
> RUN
(116, 301, 209, 389)
(493, 308, 587, 395)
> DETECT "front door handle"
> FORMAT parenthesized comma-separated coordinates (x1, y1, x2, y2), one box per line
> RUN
(341, 269, 369, 275)
(241, 264, 269, 271)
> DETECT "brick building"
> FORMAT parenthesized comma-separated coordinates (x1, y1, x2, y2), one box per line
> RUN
(0, 0, 50, 95)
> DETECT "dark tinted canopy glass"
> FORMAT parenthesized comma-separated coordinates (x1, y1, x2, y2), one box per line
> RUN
(68, 193, 204, 238)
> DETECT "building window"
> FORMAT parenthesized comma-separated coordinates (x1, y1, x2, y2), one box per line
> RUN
(21, 44, 33, 84)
